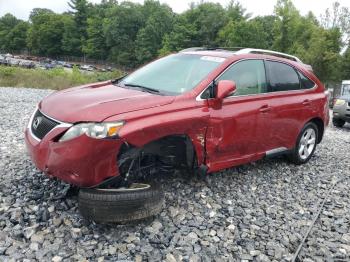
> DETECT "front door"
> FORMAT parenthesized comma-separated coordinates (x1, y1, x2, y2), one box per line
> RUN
(205, 59, 270, 172)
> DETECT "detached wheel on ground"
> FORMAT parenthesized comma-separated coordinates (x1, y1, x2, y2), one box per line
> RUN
(288, 122, 318, 165)
(78, 183, 164, 223)
(332, 118, 345, 128)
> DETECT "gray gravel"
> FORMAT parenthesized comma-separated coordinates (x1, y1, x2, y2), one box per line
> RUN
(0, 86, 350, 262)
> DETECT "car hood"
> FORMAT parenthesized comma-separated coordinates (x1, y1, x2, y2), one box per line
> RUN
(40, 81, 175, 123)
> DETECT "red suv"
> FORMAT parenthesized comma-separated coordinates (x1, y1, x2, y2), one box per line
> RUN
(25, 48, 329, 189)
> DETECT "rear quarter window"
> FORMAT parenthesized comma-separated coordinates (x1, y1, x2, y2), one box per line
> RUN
(266, 61, 300, 92)
(298, 71, 315, 89)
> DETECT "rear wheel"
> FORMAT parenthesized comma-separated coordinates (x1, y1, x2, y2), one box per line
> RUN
(332, 118, 345, 128)
(288, 122, 318, 165)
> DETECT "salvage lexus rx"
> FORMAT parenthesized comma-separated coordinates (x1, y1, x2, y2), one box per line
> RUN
(25, 48, 329, 189)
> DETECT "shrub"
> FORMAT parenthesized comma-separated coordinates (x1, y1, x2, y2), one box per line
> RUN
(0, 66, 124, 90)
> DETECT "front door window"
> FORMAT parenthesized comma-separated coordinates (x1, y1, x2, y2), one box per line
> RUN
(217, 59, 267, 96)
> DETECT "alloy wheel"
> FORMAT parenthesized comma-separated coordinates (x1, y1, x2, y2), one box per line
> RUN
(298, 128, 316, 160)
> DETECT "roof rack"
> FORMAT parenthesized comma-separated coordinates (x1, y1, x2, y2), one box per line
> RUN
(180, 47, 227, 52)
(180, 47, 244, 53)
(181, 47, 302, 62)
(180, 47, 313, 71)
(235, 48, 302, 63)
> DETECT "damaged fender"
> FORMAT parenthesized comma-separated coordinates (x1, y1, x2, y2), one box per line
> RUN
(105, 99, 210, 169)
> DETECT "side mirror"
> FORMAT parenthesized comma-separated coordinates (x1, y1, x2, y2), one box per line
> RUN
(216, 80, 236, 100)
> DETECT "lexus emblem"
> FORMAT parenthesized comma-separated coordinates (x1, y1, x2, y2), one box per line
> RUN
(33, 116, 42, 130)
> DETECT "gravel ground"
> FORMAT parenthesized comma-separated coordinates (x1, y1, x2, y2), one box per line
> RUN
(0, 87, 350, 262)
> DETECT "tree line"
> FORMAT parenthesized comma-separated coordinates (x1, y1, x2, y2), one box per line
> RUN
(0, 0, 349, 82)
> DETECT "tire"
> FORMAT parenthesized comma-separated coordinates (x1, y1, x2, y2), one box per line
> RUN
(332, 118, 345, 128)
(78, 183, 164, 223)
(288, 122, 318, 165)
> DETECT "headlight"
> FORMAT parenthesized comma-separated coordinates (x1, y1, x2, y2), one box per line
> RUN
(335, 99, 346, 106)
(59, 122, 124, 142)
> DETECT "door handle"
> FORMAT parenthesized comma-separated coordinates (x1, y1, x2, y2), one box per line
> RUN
(259, 105, 271, 113)
(302, 99, 311, 106)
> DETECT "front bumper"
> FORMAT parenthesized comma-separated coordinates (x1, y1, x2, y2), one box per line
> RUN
(25, 126, 123, 187)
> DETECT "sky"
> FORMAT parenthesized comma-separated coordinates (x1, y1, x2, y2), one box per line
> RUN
(0, 0, 350, 20)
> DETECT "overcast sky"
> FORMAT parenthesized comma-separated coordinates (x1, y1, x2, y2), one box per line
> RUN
(0, 0, 349, 20)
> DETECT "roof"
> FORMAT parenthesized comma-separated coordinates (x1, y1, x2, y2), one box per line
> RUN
(181, 49, 235, 58)
(342, 80, 350, 84)
(180, 47, 313, 72)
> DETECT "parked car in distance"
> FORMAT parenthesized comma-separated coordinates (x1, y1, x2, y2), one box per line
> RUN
(8, 58, 20, 67)
(0, 56, 9, 66)
(63, 62, 73, 68)
(45, 63, 55, 70)
(25, 48, 329, 222)
(333, 80, 350, 127)
(4, 53, 13, 59)
(19, 60, 35, 69)
(80, 64, 94, 71)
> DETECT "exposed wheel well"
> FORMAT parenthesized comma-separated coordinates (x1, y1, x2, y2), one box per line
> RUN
(308, 118, 324, 144)
(117, 135, 197, 181)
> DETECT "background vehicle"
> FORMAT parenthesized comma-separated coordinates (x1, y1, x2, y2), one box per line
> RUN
(333, 80, 350, 127)
(329, 80, 350, 108)
(340, 80, 350, 96)
(80, 64, 94, 71)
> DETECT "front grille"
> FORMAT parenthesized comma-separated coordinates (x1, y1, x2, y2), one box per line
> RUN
(31, 110, 59, 139)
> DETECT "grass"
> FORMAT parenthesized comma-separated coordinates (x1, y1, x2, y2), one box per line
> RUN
(0, 66, 125, 90)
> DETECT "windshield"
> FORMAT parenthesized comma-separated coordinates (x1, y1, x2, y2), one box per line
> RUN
(120, 54, 225, 95)
(342, 84, 350, 96)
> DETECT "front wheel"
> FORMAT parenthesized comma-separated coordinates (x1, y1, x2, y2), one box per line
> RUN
(78, 183, 164, 223)
(288, 122, 318, 165)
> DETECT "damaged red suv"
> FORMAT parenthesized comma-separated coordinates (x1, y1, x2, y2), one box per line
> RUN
(25, 48, 329, 222)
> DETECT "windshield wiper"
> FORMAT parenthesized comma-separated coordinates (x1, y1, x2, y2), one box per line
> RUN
(123, 83, 160, 94)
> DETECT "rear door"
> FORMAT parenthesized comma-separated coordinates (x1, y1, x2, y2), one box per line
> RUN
(263, 60, 316, 150)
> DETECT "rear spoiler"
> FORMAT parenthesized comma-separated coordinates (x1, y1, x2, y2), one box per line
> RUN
(302, 63, 313, 73)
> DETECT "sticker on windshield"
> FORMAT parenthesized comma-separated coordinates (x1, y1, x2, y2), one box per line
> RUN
(200, 56, 225, 63)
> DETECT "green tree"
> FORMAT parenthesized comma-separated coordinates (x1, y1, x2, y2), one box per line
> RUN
(61, 14, 82, 56)
(160, 2, 228, 53)
(160, 16, 198, 54)
(217, 19, 269, 49)
(0, 13, 21, 52)
(321, 1, 350, 44)
(226, 0, 250, 22)
(5, 21, 29, 52)
(273, 0, 301, 52)
(27, 9, 65, 56)
(103, 2, 144, 67)
(251, 16, 277, 48)
(135, 1, 174, 64)
(68, 0, 90, 38)
(304, 27, 342, 82)
(83, 15, 108, 60)
(341, 46, 350, 79)
(0, 0, 346, 82)
(82, 0, 117, 60)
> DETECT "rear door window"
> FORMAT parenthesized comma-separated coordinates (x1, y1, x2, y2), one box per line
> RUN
(266, 61, 300, 92)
